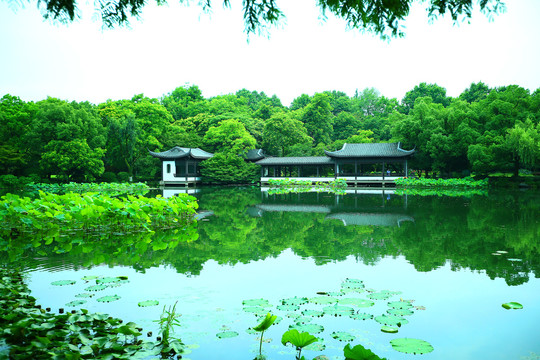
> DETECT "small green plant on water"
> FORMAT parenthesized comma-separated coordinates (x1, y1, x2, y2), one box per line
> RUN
(252, 313, 277, 359)
(281, 329, 317, 360)
(343, 343, 387, 360)
(154, 301, 184, 358)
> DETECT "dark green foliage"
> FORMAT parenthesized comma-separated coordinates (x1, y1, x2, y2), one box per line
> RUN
(200, 153, 259, 184)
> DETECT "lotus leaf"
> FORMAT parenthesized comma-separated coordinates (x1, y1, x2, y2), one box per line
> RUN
(108, 280, 129, 288)
(301, 310, 324, 317)
(243, 298, 272, 307)
(341, 279, 364, 289)
(51, 280, 76, 286)
(322, 304, 354, 316)
(381, 326, 399, 333)
(253, 313, 277, 332)
(138, 300, 159, 307)
(81, 275, 99, 281)
(289, 323, 324, 334)
(349, 312, 374, 321)
(96, 295, 121, 303)
(277, 304, 300, 311)
(281, 297, 308, 306)
(367, 292, 393, 300)
(343, 343, 384, 360)
(286, 313, 301, 319)
(296, 317, 313, 324)
(66, 300, 87, 307)
(74, 293, 94, 298)
(327, 291, 345, 297)
(243, 307, 268, 315)
(331, 331, 355, 342)
(387, 308, 414, 316)
(305, 341, 326, 351)
(339, 298, 375, 307)
(216, 331, 239, 339)
(390, 338, 434, 354)
(387, 301, 413, 310)
(375, 314, 408, 326)
(246, 328, 258, 335)
(502, 302, 523, 310)
(85, 284, 108, 292)
(281, 329, 318, 348)
(96, 277, 122, 284)
(309, 296, 337, 305)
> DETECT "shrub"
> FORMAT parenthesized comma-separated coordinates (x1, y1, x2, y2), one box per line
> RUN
(117, 172, 130, 183)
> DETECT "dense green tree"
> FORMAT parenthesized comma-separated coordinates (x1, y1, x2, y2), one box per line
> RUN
(505, 119, 540, 175)
(40, 139, 105, 181)
(290, 94, 311, 111)
(161, 84, 205, 120)
(399, 82, 451, 114)
(203, 119, 256, 154)
(332, 112, 362, 141)
(301, 93, 334, 145)
(262, 112, 313, 156)
(21, 0, 505, 38)
(459, 82, 491, 103)
(199, 153, 259, 184)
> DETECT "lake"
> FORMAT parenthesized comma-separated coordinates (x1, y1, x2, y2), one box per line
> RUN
(6, 187, 540, 360)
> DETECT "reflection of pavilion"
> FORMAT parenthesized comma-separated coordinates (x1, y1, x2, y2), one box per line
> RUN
(162, 187, 201, 198)
(250, 191, 414, 227)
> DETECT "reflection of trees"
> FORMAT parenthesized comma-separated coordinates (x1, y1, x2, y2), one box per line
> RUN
(3, 188, 538, 285)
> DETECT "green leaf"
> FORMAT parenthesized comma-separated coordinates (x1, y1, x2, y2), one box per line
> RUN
(216, 331, 239, 339)
(390, 338, 434, 354)
(138, 300, 159, 307)
(281, 329, 318, 348)
(96, 295, 121, 303)
(502, 302, 523, 309)
(344, 343, 385, 360)
(381, 326, 399, 333)
(331, 331, 355, 342)
(253, 313, 277, 332)
(51, 280, 76, 286)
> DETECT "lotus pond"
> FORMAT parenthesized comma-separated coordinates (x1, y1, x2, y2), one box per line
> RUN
(2, 186, 540, 360)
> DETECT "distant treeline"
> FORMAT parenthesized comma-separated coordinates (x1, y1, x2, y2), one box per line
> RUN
(0, 82, 539, 183)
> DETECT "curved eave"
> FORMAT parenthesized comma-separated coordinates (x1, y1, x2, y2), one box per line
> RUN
(148, 149, 189, 160)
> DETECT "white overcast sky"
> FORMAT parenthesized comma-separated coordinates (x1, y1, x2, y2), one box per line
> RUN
(0, 0, 539, 106)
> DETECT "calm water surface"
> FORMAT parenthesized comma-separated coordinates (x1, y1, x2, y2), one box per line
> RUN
(9, 187, 540, 360)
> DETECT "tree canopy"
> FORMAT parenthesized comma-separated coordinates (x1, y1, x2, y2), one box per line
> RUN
(14, 0, 505, 38)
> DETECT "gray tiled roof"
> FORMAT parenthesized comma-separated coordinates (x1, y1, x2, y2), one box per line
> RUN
(149, 146, 214, 160)
(325, 143, 414, 158)
(242, 149, 266, 161)
(255, 156, 333, 166)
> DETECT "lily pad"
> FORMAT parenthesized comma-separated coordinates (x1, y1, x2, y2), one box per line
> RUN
(350, 312, 374, 321)
(331, 331, 355, 342)
(375, 314, 409, 327)
(390, 338, 434, 354)
(305, 341, 326, 351)
(502, 302, 523, 310)
(289, 323, 324, 334)
(96, 295, 121, 303)
(81, 275, 99, 281)
(85, 284, 108, 292)
(309, 296, 337, 305)
(74, 293, 94, 298)
(216, 331, 239, 339)
(281, 297, 308, 306)
(242, 298, 271, 307)
(66, 300, 87, 307)
(243, 307, 268, 315)
(387, 301, 413, 310)
(295, 317, 313, 324)
(327, 291, 345, 297)
(108, 280, 129, 288)
(388, 308, 414, 316)
(322, 304, 354, 317)
(51, 280, 76, 286)
(302, 310, 324, 318)
(381, 326, 399, 333)
(341, 279, 364, 289)
(138, 300, 159, 307)
(96, 277, 122, 284)
(339, 298, 375, 307)
(277, 304, 300, 311)
(367, 291, 393, 300)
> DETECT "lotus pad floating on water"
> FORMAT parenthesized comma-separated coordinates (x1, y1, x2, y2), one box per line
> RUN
(331, 331, 355, 342)
(281, 297, 308, 306)
(138, 300, 159, 307)
(277, 304, 300, 311)
(96, 295, 121, 303)
(305, 341, 326, 351)
(81, 275, 99, 281)
(74, 293, 94, 298)
(390, 338, 434, 354)
(323, 305, 354, 316)
(289, 323, 324, 334)
(350, 312, 374, 321)
(367, 291, 393, 300)
(66, 300, 87, 307)
(85, 284, 108, 292)
(309, 296, 337, 305)
(96, 277, 122, 284)
(302, 310, 324, 317)
(216, 331, 239, 339)
(387, 301, 413, 309)
(388, 308, 414, 316)
(339, 298, 375, 307)
(51, 280, 76, 286)
(242, 298, 271, 307)
(502, 302, 523, 310)
(375, 314, 409, 326)
(243, 307, 268, 315)
(341, 278, 364, 289)
(381, 326, 399, 333)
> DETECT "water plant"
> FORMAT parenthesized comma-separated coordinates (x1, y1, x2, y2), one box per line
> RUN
(281, 329, 318, 360)
(343, 343, 388, 360)
(252, 313, 277, 358)
(154, 301, 184, 357)
(502, 302, 523, 309)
